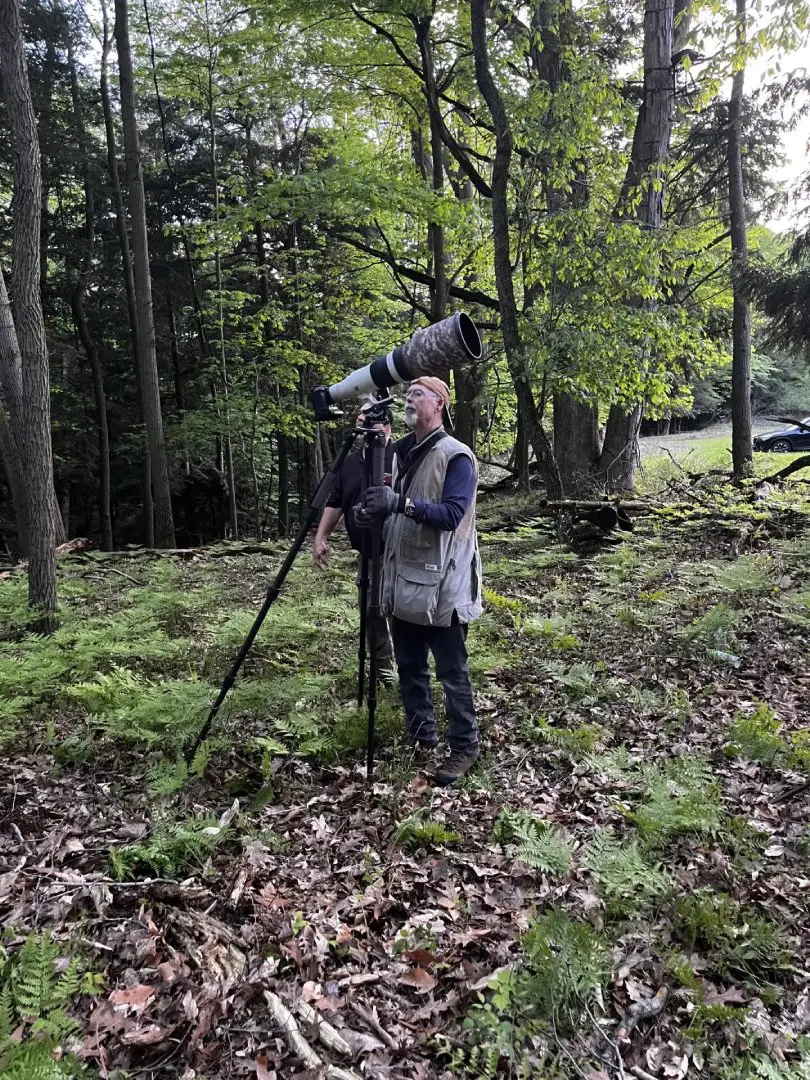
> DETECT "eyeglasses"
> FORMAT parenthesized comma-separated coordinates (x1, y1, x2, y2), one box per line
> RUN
(405, 388, 439, 402)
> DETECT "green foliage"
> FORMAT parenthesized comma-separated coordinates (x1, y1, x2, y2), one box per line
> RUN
(712, 555, 777, 595)
(726, 702, 785, 765)
(634, 756, 722, 838)
(582, 829, 674, 914)
(0, 933, 98, 1079)
(516, 910, 609, 1030)
(493, 810, 573, 875)
(393, 809, 460, 850)
(109, 813, 231, 880)
(521, 715, 603, 758)
(674, 888, 792, 981)
(682, 602, 743, 660)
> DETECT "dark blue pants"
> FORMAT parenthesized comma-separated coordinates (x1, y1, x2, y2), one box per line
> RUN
(392, 616, 478, 754)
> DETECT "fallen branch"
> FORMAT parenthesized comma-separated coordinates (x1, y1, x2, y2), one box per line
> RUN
(264, 990, 322, 1069)
(348, 999, 399, 1051)
(763, 454, 810, 485)
(0, 537, 91, 579)
(295, 1000, 353, 1057)
(264, 991, 362, 1079)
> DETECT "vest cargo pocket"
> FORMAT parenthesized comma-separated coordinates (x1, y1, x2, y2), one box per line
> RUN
(393, 562, 442, 625)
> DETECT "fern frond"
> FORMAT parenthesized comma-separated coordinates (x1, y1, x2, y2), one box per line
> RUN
(493, 810, 572, 874)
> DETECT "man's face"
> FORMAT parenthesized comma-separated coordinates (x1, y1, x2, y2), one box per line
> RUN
(404, 385, 443, 430)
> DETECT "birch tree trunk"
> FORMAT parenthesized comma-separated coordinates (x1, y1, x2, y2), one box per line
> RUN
(0, 0, 63, 624)
(728, 0, 753, 478)
(114, 0, 176, 547)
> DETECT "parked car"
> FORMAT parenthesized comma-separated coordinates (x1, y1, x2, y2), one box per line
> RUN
(753, 418, 810, 453)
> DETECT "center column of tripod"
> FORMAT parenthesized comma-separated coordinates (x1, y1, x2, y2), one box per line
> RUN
(364, 427, 387, 780)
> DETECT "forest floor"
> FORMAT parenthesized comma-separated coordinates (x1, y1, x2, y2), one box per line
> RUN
(2, 457, 810, 1080)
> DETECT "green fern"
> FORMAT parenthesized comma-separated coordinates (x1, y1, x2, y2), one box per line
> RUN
(110, 812, 231, 880)
(582, 829, 673, 914)
(726, 702, 786, 766)
(712, 555, 777, 595)
(0, 934, 97, 1079)
(674, 888, 792, 980)
(520, 909, 609, 1030)
(521, 715, 603, 757)
(493, 810, 573, 874)
(394, 808, 460, 849)
(634, 756, 722, 838)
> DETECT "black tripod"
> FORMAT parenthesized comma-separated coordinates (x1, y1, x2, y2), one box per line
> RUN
(185, 403, 391, 780)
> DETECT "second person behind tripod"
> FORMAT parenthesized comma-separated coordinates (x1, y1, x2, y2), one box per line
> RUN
(313, 401, 396, 681)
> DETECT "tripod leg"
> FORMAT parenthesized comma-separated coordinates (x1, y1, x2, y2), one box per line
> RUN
(185, 427, 361, 763)
(365, 430, 387, 781)
(357, 531, 369, 707)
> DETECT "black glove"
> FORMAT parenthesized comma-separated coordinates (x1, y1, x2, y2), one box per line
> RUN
(362, 485, 401, 520)
(352, 503, 372, 531)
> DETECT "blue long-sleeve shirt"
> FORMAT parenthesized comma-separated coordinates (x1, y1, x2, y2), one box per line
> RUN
(404, 450, 476, 531)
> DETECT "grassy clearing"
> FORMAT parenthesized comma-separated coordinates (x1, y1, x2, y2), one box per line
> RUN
(2, 475, 810, 1078)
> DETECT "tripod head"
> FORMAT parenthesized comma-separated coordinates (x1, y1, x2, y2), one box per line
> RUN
(356, 395, 394, 433)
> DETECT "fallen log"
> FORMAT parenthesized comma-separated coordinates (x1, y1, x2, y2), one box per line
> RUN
(762, 454, 810, 485)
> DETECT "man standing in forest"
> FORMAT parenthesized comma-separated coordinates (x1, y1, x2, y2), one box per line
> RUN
(313, 401, 396, 680)
(359, 378, 482, 787)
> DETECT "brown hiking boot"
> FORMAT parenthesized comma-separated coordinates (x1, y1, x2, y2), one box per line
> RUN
(434, 748, 480, 787)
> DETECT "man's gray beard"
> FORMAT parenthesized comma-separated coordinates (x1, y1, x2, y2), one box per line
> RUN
(403, 409, 417, 429)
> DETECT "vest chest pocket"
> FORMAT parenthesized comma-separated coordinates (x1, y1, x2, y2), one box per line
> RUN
(392, 561, 442, 625)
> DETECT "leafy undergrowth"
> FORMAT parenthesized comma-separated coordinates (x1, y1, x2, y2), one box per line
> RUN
(2, 477, 810, 1079)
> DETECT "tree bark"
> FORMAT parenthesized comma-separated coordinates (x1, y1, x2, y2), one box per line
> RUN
(470, 0, 562, 500)
(114, 0, 175, 547)
(728, 0, 752, 479)
(0, 403, 27, 546)
(65, 13, 113, 551)
(553, 393, 602, 496)
(101, 0, 153, 544)
(0, 0, 63, 625)
(415, 18, 448, 330)
(598, 0, 675, 492)
(71, 286, 113, 550)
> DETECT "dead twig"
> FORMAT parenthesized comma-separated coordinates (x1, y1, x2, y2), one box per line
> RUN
(348, 999, 399, 1051)
(614, 986, 669, 1043)
(295, 1000, 353, 1057)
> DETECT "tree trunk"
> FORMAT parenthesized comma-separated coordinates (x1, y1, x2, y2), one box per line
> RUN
(101, 0, 153, 544)
(277, 432, 289, 535)
(470, 0, 562, 500)
(415, 19, 448, 332)
(599, 0, 675, 492)
(0, 405, 27, 547)
(728, 0, 752, 479)
(515, 409, 530, 490)
(65, 15, 113, 551)
(0, 0, 63, 625)
(553, 393, 602, 496)
(114, 0, 175, 547)
(71, 286, 113, 550)
(205, 42, 239, 539)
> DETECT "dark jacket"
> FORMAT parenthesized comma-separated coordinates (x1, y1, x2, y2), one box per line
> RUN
(326, 440, 394, 551)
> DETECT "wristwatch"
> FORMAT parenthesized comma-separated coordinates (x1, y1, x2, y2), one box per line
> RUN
(403, 497, 416, 519)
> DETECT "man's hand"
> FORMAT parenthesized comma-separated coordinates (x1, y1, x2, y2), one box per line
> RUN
(363, 485, 399, 520)
(313, 535, 329, 568)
